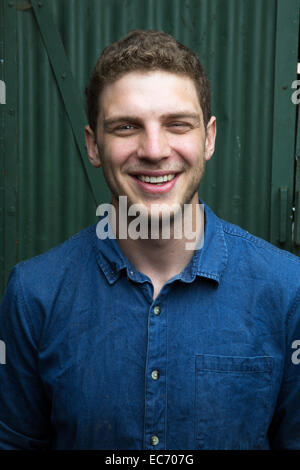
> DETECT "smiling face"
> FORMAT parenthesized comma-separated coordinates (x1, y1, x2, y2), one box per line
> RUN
(85, 70, 216, 220)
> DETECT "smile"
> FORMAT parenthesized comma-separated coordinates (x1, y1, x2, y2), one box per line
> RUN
(131, 172, 180, 194)
(137, 174, 176, 184)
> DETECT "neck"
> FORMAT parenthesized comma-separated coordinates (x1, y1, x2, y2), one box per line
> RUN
(112, 194, 204, 286)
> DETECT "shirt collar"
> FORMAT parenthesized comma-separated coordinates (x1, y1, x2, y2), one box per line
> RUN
(93, 199, 228, 286)
(194, 199, 228, 284)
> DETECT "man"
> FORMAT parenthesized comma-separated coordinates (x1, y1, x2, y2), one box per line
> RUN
(0, 29, 300, 450)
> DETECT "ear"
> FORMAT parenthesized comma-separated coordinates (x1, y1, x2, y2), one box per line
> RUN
(204, 116, 216, 162)
(84, 125, 102, 168)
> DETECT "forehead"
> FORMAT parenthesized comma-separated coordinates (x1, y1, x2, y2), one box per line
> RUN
(98, 70, 202, 120)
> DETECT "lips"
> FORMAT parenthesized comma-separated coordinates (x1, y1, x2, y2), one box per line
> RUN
(137, 174, 176, 184)
(130, 172, 180, 194)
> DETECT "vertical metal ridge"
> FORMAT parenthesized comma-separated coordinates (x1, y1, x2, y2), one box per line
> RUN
(3, 0, 18, 290)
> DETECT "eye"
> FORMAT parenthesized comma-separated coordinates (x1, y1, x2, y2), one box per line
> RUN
(112, 124, 139, 136)
(117, 124, 135, 130)
(167, 122, 192, 133)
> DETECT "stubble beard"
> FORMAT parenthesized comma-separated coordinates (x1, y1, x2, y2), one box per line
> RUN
(98, 143, 206, 233)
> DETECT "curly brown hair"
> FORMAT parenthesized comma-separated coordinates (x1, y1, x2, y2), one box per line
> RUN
(85, 30, 211, 134)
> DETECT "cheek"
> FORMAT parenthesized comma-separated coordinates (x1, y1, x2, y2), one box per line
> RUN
(176, 141, 204, 166)
(103, 139, 136, 167)
(171, 132, 205, 160)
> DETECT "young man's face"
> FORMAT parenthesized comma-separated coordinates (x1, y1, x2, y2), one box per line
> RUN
(85, 70, 216, 218)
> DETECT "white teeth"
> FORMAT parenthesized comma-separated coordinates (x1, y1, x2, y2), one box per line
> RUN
(137, 174, 176, 183)
(150, 176, 162, 183)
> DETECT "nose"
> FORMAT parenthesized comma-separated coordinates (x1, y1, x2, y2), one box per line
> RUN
(137, 126, 171, 161)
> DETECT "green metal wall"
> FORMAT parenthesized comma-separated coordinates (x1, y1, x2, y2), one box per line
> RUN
(1, 0, 300, 295)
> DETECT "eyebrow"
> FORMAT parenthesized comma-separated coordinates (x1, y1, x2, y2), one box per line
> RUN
(103, 116, 142, 128)
(161, 112, 201, 121)
(103, 112, 201, 127)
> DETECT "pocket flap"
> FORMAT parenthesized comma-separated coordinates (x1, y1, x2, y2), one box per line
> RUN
(196, 354, 273, 373)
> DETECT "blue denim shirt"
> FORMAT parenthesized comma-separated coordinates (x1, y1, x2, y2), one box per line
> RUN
(0, 201, 300, 450)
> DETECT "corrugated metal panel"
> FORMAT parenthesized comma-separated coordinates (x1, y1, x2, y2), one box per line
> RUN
(1, 0, 298, 293)
(271, 0, 299, 253)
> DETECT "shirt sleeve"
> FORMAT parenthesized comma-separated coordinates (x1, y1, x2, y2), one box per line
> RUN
(269, 288, 300, 449)
(0, 266, 52, 449)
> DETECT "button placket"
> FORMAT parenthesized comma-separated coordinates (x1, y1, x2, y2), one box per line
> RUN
(144, 302, 166, 449)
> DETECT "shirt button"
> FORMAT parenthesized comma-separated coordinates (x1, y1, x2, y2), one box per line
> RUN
(153, 306, 161, 316)
(151, 370, 160, 380)
(150, 435, 159, 446)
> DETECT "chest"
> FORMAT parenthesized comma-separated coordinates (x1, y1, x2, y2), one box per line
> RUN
(40, 277, 286, 449)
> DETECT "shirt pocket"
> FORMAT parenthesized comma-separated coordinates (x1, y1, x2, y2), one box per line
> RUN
(195, 354, 273, 450)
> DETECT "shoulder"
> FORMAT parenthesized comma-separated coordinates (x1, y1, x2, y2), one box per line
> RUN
(1, 223, 100, 344)
(221, 216, 299, 263)
(19, 223, 97, 268)
(11, 223, 98, 297)
(219, 216, 300, 285)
